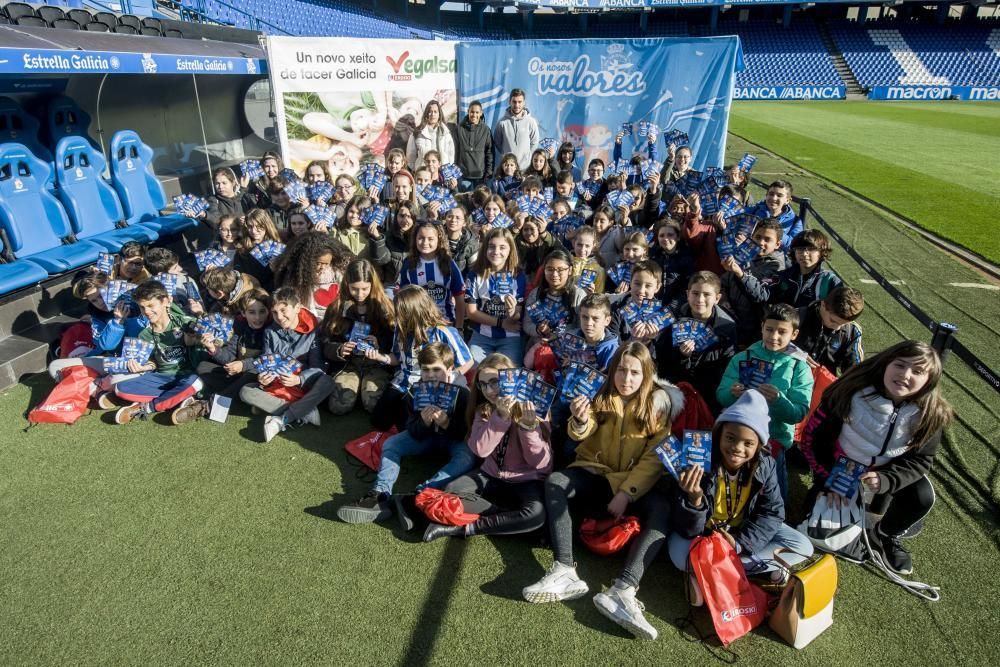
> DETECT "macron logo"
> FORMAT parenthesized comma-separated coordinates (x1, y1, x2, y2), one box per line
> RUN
(386, 51, 409, 74)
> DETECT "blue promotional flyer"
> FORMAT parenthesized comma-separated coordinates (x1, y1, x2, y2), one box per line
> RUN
(457, 38, 743, 171)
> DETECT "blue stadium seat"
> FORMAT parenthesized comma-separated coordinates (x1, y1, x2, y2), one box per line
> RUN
(108, 130, 196, 236)
(0, 97, 52, 163)
(0, 237, 49, 294)
(45, 96, 100, 153)
(54, 136, 159, 251)
(0, 143, 103, 273)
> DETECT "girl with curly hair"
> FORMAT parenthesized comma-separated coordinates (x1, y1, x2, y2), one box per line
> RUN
(273, 231, 352, 321)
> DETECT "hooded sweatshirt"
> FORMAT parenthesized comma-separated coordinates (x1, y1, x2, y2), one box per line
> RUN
(744, 202, 802, 252)
(469, 411, 553, 483)
(493, 107, 540, 171)
(261, 308, 324, 382)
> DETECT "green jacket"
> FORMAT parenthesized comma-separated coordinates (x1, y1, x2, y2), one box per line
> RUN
(138, 304, 195, 376)
(716, 342, 814, 449)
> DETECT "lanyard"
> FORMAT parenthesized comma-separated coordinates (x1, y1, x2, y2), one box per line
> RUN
(494, 430, 512, 471)
(722, 469, 746, 526)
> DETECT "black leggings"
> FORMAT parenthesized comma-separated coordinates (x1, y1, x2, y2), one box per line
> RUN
(544, 467, 671, 588)
(371, 385, 408, 432)
(445, 471, 545, 536)
(870, 475, 935, 537)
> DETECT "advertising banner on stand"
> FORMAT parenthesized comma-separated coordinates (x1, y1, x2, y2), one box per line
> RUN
(266, 37, 458, 176)
(457, 37, 742, 172)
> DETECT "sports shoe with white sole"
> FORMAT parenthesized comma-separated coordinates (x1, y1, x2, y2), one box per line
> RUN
(171, 398, 208, 425)
(96, 391, 117, 410)
(336, 490, 393, 524)
(300, 407, 321, 427)
(115, 402, 146, 425)
(522, 561, 589, 604)
(263, 415, 285, 443)
(593, 581, 658, 640)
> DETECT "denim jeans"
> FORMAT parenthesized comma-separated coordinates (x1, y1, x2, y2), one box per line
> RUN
(373, 429, 478, 495)
(667, 523, 813, 574)
(469, 331, 524, 366)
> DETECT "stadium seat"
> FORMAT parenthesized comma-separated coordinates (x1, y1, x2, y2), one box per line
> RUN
(54, 137, 159, 251)
(164, 28, 183, 38)
(114, 24, 138, 35)
(0, 237, 48, 295)
(3, 2, 35, 21)
(93, 11, 117, 29)
(44, 96, 99, 153)
(67, 8, 93, 25)
(0, 143, 103, 273)
(141, 17, 163, 32)
(108, 130, 196, 236)
(85, 21, 109, 32)
(118, 14, 142, 30)
(16, 16, 47, 27)
(0, 97, 54, 178)
(51, 18, 81, 30)
(36, 5, 66, 24)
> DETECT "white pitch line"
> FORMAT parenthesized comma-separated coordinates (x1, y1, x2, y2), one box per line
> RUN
(860, 279, 906, 285)
(947, 282, 1000, 291)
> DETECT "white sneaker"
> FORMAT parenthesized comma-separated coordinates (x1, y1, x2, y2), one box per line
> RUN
(300, 408, 321, 427)
(593, 580, 658, 640)
(522, 561, 589, 604)
(263, 415, 285, 443)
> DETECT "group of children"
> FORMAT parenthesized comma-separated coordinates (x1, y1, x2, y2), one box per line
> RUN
(44, 113, 951, 641)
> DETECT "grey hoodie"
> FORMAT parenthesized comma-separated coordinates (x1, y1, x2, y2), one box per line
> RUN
(493, 107, 540, 171)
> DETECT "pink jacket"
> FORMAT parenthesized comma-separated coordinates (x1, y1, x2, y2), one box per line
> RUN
(469, 411, 553, 482)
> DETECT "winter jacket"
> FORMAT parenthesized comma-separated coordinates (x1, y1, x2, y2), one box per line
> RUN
(570, 256, 606, 294)
(649, 243, 695, 307)
(612, 139, 658, 188)
(211, 271, 260, 316)
(241, 177, 270, 211)
(448, 228, 480, 274)
(671, 454, 786, 556)
(744, 202, 802, 252)
(682, 214, 724, 276)
(469, 411, 553, 482)
(795, 302, 863, 375)
(558, 328, 620, 371)
(321, 301, 394, 373)
(332, 227, 391, 270)
(209, 317, 267, 370)
(260, 308, 324, 382)
(522, 285, 586, 340)
(725, 250, 788, 344)
(655, 304, 737, 410)
(717, 342, 814, 449)
(93, 313, 148, 355)
(406, 384, 471, 443)
(406, 124, 456, 171)
(383, 226, 410, 286)
(595, 225, 630, 269)
(451, 117, 494, 180)
(205, 192, 246, 229)
(516, 232, 559, 279)
(493, 107, 540, 171)
(800, 388, 940, 497)
(744, 262, 843, 309)
(233, 251, 273, 292)
(568, 382, 683, 501)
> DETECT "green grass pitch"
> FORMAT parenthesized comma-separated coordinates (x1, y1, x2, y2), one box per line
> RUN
(1, 105, 998, 665)
(728, 101, 1000, 264)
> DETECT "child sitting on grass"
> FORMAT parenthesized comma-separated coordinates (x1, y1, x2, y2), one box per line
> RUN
(337, 342, 475, 525)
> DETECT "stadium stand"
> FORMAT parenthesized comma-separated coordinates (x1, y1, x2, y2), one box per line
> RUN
(830, 20, 1000, 88)
(199, 0, 432, 39)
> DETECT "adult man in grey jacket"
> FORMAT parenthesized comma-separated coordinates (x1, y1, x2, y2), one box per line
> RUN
(493, 88, 540, 171)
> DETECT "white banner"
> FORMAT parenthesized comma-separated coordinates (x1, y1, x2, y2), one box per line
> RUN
(266, 37, 458, 176)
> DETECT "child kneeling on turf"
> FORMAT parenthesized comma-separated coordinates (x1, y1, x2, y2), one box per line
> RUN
(338, 342, 475, 524)
(420, 353, 553, 541)
(238, 287, 334, 443)
(668, 389, 814, 601)
(113, 280, 204, 424)
(523, 343, 675, 626)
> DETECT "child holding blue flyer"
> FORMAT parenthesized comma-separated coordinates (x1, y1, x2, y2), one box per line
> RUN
(609, 261, 671, 344)
(419, 353, 554, 541)
(111, 281, 204, 425)
(649, 219, 695, 308)
(238, 287, 334, 443)
(668, 390, 814, 599)
(332, 195, 391, 274)
(321, 259, 396, 416)
(398, 222, 467, 326)
(338, 342, 474, 526)
(569, 227, 607, 295)
(655, 272, 737, 412)
(800, 341, 952, 575)
(745, 230, 844, 309)
(741, 181, 802, 252)
(717, 304, 814, 499)
(524, 343, 682, 639)
(234, 209, 283, 291)
(720, 219, 788, 345)
(463, 228, 527, 364)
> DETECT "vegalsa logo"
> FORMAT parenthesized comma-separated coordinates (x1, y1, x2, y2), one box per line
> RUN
(528, 44, 646, 98)
(386, 51, 456, 81)
(720, 605, 758, 622)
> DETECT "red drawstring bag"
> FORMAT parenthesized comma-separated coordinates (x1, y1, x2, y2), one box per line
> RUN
(28, 365, 99, 425)
(344, 427, 397, 470)
(58, 322, 94, 359)
(579, 515, 641, 556)
(794, 365, 837, 442)
(414, 488, 480, 526)
(263, 373, 306, 403)
(670, 382, 716, 438)
(688, 532, 769, 646)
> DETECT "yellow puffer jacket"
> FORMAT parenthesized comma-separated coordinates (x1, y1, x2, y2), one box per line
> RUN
(568, 383, 683, 501)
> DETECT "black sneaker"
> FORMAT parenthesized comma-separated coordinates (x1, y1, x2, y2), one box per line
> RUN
(900, 518, 925, 539)
(873, 528, 913, 575)
(392, 494, 416, 532)
(336, 491, 393, 524)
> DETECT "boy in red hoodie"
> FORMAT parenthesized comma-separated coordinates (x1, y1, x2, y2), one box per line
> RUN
(238, 287, 334, 442)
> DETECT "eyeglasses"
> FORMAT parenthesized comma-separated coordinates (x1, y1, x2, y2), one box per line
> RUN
(545, 267, 570, 274)
(477, 378, 500, 391)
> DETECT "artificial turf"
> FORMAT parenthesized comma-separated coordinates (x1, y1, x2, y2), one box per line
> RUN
(728, 101, 1000, 264)
(1, 116, 999, 665)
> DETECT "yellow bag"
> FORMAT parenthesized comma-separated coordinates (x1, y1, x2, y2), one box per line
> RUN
(768, 549, 838, 649)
